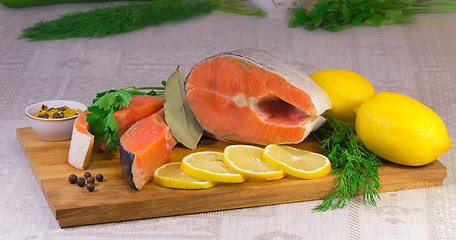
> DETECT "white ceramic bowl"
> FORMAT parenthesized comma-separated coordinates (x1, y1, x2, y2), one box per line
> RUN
(250, 0, 307, 18)
(25, 100, 87, 141)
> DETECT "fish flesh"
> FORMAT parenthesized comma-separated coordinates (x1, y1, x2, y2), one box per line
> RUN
(68, 95, 165, 170)
(119, 109, 177, 191)
(185, 49, 331, 145)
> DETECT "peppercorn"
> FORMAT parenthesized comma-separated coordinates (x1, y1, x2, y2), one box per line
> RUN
(87, 183, 95, 192)
(84, 172, 91, 179)
(95, 173, 104, 182)
(76, 178, 85, 187)
(52, 112, 62, 118)
(86, 176, 95, 184)
(68, 174, 77, 184)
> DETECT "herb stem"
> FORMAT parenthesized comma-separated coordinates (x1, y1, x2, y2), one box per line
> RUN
(215, 7, 265, 15)
(214, 0, 265, 15)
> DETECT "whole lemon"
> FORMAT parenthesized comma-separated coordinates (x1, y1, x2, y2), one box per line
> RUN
(309, 69, 376, 123)
(355, 92, 451, 166)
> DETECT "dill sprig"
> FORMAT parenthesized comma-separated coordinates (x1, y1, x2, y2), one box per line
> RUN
(18, 0, 264, 41)
(313, 114, 383, 212)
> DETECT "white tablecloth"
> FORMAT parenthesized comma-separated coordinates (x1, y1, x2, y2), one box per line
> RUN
(1, 1, 455, 239)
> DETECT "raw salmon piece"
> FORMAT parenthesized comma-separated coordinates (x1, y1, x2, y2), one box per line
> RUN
(119, 109, 177, 191)
(114, 95, 165, 136)
(68, 110, 94, 170)
(185, 49, 332, 145)
(68, 95, 165, 170)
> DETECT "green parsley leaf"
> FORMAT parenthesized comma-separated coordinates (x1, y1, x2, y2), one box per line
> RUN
(116, 90, 132, 109)
(93, 92, 117, 111)
(105, 111, 119, 132)
(289, 0, 456, 32)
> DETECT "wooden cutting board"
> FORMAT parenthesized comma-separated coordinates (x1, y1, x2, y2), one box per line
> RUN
(16, 127, 447, 228)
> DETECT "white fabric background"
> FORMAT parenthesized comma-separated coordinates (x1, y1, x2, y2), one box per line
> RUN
(0, 1, 455, 239)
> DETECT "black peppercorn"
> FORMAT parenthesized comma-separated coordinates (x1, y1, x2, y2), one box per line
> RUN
(87, 183, 95, 192)
(76, 177, 85, 187)
(95, 174, 104, 182)
(52, 112, 62, 119)
(68, 174, 77, 184)
(84, 172, 91, 179)
(86, 177, 95, 184)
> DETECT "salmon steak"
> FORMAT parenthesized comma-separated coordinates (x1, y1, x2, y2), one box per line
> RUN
(119, 109, 177, 191)
(185, 49, 332, 145)
(68, 95, 165, 170)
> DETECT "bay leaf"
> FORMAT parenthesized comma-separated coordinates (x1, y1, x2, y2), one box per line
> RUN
(164, 67, 203, 150)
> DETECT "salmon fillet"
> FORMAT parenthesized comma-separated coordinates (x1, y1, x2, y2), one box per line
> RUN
(185, 49, 331, 145)
(68, 95, 165, 170)
(119, 109, 177, 191)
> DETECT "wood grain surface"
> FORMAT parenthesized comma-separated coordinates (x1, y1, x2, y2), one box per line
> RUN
(16, 127, 447, 228)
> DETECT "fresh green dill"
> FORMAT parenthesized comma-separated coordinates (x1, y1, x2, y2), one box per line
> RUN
(312, 114, 383, 212)
(19, 0, 264, 41)
(86, 84, 165, 151)
(289, 0, 456, 32)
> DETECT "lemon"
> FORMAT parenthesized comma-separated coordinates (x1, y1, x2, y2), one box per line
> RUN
(355, 92, 451, 166)
(262, 144, 331, 179)
(309, 69, 376, 123)
(222, 145, 286, 180)
(153, 162, 217, 189)
(181, 151, 247, 183)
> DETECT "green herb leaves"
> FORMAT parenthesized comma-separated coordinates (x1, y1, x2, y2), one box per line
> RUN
(19, 0, 264, 41)
(86, 85, 165, 151)
(164, 67, 203, 150)
(289, 0, 456, 32)
(313, 115, 382, 211)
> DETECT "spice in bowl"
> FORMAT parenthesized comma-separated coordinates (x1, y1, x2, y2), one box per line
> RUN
(34, 105, 82, 119)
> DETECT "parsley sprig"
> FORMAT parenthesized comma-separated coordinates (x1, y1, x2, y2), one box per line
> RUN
(86, 84, 165, 151)
(313, 115, 383, 211)
(289, 0, 456, 32)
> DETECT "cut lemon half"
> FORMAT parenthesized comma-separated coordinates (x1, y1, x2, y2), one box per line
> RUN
(222, 145, 286, 180)
(181, 151, 246, 183)
(263, 144, 331, 179)
(153, 162, 217, 189)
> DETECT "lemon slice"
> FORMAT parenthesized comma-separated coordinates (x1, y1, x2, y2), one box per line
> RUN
(263, 144, 331, 179)
(153, 162, 217, 189)
(181, 151, 247, 183)
(222, 145, 286, 180)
